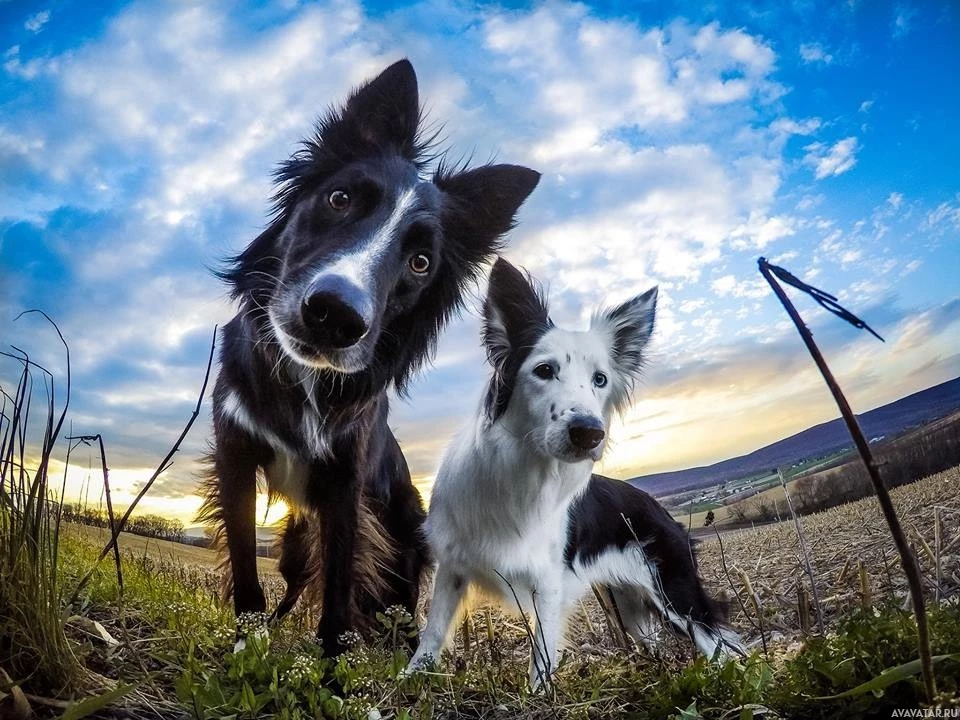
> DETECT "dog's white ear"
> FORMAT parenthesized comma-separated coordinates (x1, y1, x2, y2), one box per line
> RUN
(483, 257, 551, 368)
(593, 286, 658, 381)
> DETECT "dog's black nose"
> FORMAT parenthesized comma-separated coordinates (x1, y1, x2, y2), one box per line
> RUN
(302, 276, 370, 349)
(568, 416, 605, 451)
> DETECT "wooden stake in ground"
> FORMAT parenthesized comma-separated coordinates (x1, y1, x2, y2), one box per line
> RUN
(758, 257, 936, 701)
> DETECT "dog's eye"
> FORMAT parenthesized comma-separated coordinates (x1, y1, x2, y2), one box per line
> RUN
(328, 189, 351, 212)
(409, 253, 431, 275)
(533, 363, 555, 380)
(593, 371, 608, 388)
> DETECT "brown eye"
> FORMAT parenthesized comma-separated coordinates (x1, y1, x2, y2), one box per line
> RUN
(328, 189, 350, 211)
(409, 253, 431, 275)
(533, 363, 555, 380)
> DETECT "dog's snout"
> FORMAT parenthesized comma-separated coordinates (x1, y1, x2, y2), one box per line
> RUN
(302, 276, 371, 349)
(567, 416, 605, 451)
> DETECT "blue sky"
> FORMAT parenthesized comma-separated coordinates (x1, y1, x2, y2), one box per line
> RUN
(2, 0, 958, 522)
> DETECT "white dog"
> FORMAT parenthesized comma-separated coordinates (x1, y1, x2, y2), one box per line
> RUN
(406, 258, 744, 688)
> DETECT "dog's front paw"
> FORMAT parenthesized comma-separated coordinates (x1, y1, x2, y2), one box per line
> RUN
(234, 611, 270, 653)
(399, 651, 437, 679)
(528, 666, 555, 694)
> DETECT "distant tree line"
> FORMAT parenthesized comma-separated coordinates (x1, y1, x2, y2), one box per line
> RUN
(730, 415, 960, 523)
(61, 503, 185, 543)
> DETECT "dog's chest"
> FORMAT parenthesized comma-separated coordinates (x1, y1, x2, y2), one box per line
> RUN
(434, 481, 573, 583)
(224, 388, 332, 457)
(222, 388, 335, 508)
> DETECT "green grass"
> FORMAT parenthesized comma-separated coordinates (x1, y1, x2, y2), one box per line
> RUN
(41, 529, 960, 719)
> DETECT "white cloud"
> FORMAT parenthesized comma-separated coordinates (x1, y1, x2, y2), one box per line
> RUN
(893, 4, 916, 38)
(923, 200, 960, 232)
(711, 274, 737, 296)
(730, 212, 795, 249)
(3, 44, 60, 79)
(887, 192, 903, 210)
(804, 136, 859, 179)
(771, 117, 821, 136)
(799, 42, 833, 64)
(678, 299, 706, 313)
(859, 99, 874, 113)
(0, 125, 44, 157)
(796, 194, 824, 211)
(25, 10, 51, 33)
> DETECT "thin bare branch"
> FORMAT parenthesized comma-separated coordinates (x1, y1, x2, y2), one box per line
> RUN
(69, 326, 217, 606)
(758, 256, 935, 701)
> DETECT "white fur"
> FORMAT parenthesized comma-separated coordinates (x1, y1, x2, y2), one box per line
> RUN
(221, 390, 293, 456)
(221, 389, 326, 511)
(406, 276, 741, 688)
(406, 322, 641, 688)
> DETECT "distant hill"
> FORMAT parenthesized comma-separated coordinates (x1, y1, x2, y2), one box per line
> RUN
(629, 376, 960, 497)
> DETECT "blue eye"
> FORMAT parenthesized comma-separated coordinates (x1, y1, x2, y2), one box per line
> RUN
(533, 363, 555, 380)
(593, 372, 607, 388)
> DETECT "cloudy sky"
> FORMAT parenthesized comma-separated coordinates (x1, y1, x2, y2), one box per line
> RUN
(2, 0, 958, 524)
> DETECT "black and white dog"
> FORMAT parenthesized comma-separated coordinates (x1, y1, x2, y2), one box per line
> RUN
(199, 61, 539, 655)
(406, 258, 743, 687)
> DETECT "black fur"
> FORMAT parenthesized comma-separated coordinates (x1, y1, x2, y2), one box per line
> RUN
(199, 59, 539, 654)
(482, 257, 553, 421)
(566, 475, 725, 628)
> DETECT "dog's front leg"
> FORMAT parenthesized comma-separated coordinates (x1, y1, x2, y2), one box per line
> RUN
(213, 427, 268, 647)
(403, 565, 466, 675)
(311, 463, 362, 656)
(529, 580, 565, 691)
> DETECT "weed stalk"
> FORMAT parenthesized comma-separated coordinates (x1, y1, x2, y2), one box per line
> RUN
(758, 257, 936, 700)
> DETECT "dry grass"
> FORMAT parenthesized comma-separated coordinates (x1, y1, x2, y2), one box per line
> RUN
(695, 466, 960, 643)
(63, 522, 280, 576)
(66, 467, 960, 658)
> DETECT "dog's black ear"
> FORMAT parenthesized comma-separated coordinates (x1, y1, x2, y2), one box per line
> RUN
(592, 287, 658, 408)
(341, 59, 420, 156)
(484, 257, 551, 360)
(438, 164, 540, 259)
(482, 258, 552, 419)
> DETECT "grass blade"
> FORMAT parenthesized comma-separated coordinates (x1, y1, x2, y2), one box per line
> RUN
(815, 653, 960, 700)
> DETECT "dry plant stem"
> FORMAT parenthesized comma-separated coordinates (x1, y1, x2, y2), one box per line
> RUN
(797, 584, 810, 634)
(493, 569, 551, 684)
(934, 507, 942, 602)
(592, 585, 628, 650)
(777, 467, 824, 633)
(17, 311, 71, 520)
(69, 327, 217, 606)
(759, 258, 936, 701)
(859, 561, 872, 608)
(96, 434, 123, 592)
(65, 434, 125, 593)
(714, 526, 768, 657)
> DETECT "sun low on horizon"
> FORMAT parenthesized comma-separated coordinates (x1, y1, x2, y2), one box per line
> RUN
(2, 0, 958, 526)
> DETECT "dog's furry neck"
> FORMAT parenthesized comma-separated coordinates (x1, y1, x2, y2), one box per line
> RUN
(459, 412, 594, 531)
